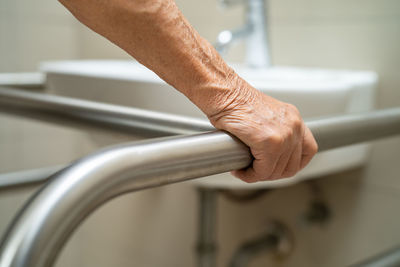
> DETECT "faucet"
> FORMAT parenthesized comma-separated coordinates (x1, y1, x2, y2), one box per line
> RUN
(215, 0, 270, 68)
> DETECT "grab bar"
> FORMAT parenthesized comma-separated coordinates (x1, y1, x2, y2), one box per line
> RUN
(0, 87, 213, 137)
(0, 85, 399, 190)
(0, 85, 400, 267)
(0, 107, 399, 267)
(0, 131, 251, 267)
(1, 107, 400, 190)
(1, 107, 399, 190)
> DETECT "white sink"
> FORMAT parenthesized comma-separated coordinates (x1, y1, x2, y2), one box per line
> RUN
(41, 60, 378, 189)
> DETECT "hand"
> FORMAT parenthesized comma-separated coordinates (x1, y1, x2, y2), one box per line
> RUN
(207, 80, 318, 183)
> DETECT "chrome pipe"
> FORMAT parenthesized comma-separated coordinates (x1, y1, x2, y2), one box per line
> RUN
(1, 86, 399, 147)
(307, 108, 400, 151)
(0, 104, 399, 267)
(197, 188, 218, 267)
(0, 89, 399, 266)
(0, 87, 214, 137)
(0, 132, 252, 267)
(1, 108, 399, 189)
(0, 104, 398, 189)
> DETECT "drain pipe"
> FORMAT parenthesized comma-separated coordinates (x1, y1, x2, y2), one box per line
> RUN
(228, 221, 293, 267)
(197, 188, 218, 267)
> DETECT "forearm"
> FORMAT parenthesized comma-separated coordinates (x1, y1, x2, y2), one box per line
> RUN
(59, 0, 249, 117)
(60, 0, 318, 182)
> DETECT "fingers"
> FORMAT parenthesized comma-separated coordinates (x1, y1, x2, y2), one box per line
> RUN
(232, 151, 281, 183)
(282, 141, 303, 178)
(300, 127, 318, 169)
(210, 89, 318, 183)
(232, 125, 317, 183)
(261, 121, 305, 180)
(268, 149, 293, 180)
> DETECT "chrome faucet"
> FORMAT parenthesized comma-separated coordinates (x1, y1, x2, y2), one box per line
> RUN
(215, 0, 270, 68)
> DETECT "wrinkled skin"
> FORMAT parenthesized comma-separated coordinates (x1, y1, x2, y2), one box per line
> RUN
(59, 0, 318, 183)
(208, 81, 317, 182)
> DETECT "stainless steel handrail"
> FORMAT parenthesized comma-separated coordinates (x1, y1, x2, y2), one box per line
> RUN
(0, 91, 399, 266)
(0, 94, 398, 190)
(0, 131, 252, 267)
(2, 107, 399, 190)
(0, 87, 213, 137)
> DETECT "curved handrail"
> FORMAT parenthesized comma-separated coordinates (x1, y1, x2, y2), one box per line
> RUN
(0, 132, 251, 267)
(0, 108, 400, 267)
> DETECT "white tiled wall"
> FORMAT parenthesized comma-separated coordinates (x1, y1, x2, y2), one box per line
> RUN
(0, 0, 400, 267)
(0, 0, 78, 72)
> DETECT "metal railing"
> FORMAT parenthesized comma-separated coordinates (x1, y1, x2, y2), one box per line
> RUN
(0, 88, 400, 267)
(0, 87, 213, 137)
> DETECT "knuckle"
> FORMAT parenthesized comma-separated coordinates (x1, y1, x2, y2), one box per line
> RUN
(285, 128, 294, 139)
(267, 134, 284, 146)
(286, 104, 303, 127)
(292, 117, 303, 130)
(251, 134, 268, 146)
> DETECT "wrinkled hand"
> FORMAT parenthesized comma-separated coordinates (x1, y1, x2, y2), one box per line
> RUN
(208, 81, 318, 183)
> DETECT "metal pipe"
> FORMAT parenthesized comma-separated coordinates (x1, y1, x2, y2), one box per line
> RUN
(0, 131, 252, 267)
(306, 108, 400, 151)
(0, 87, 399, 267)
(350, 246, 400, 267)
(197, 188, 218, 267)
(1, 86, 399, 148)
(0, 103, 399, 267)
(0, 87, 214, 137)
(0, 106, 399, 189)
(0, 108, 399, 190)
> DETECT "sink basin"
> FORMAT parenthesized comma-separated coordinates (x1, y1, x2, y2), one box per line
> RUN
(41, 60, 377, 189)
